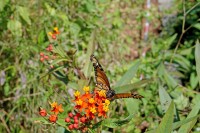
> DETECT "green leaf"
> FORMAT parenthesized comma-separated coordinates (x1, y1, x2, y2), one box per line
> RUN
(158, 63, 178, 88)
(125, 99, 139, 114)
(4, 82, 10, 96)
(177, 95, 200, 133)
(0, 0, 9, 11)
(83, 31, 95, 79)
(114, 79, 152, 93)
(159, 85, 179, 120)
(165, 34, 177, 50)
(193, 23, 200, 30)
(56, 127, 70, 133)
(159, 86, 172, 113)
(190, 72, 198, 89)
(156, 101, 174, 133)
(69, 22, 81, 37)
(51, 58, 71, 66)
(102, 114, 134, 128)
(45, 3, 56, 16)
(17, 6, 31, 25)
(173, 114, 200, 130)
(7, 20, 22, 36)
(115, 60, 140, 87)
(195, 40, 200, 85)
(38, 30, 46, 44)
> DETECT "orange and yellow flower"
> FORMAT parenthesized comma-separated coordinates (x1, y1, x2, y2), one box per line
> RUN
(73, 86, 110, 120)
(50, 102, 64, 115)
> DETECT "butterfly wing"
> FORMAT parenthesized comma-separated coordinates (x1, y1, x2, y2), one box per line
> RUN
(90, 55, 143, 100)
(109, 92, 143, 100)
(90, 55, 111, 90)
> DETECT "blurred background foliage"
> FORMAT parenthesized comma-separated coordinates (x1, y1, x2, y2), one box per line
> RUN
(0, 0, 200, 132)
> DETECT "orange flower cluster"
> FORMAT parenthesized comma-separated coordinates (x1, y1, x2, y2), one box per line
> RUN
(63, 86, 110, 131)
(39, 102, 64, 123)
(74, 86, 110, 119)
(39, 87, 110, 132)
(48, 27, 60, 40)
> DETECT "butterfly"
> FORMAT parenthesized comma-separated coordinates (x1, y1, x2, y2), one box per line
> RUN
(90, 54, 143, 100)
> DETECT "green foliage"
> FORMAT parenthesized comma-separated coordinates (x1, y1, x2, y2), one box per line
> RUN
(0, 0, 200, 133)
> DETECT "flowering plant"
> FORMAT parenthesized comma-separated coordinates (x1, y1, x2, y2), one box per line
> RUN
(37, 27, 136, 132)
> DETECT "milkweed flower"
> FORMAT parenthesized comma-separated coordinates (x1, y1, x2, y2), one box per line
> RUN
(39, 87, 110, 132)
(48, 27, 60, 40)
(49, 114, 58, 123)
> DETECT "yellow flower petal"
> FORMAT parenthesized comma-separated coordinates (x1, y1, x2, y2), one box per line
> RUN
(105, 99, 110, 105)
(83, 86, 90, 92)
(50, 101, 57, 108)
(48, 32, 52, 36)
(74, 91, 80, 97)
(98, 90, 106, 97)
(89, 98, 95, 104)
(90, 107, 96, 114)
(103, 105, 109, 112)
(54, 27, 58, 32)
(76, 99, 83, 105)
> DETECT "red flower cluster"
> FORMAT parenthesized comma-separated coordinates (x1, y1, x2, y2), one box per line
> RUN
(65, 112, 88, 132)
(39, 102, 64, 123)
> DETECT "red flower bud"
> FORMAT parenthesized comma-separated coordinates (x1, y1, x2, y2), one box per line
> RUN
(68, 124, 74, 130)
(80, 117, 86, 123)
(39, 108, 47, 117)
(74, 119, 79, 124)
(52, 34, 56, 40)
(75, 113, 81, 117)
(65, 117, 70, 123)
(44, 55, 49, 59)
(68, 112, 73, 118)
(50, 65, 54, 69)
(73, 123, 79, 129)
(40, 57, 44, 62)
(49, 114, 57, 123)
(73, 116, 78, 120)
(40, 52, 44, 57)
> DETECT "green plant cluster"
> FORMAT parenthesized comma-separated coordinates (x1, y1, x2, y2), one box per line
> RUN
(0, 0, 200, 133)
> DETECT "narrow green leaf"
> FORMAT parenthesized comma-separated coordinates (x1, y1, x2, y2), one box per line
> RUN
(102, 114, 134, 128)
(159, 85, 179, 121)
(17, 6, 31, 25)
(51, 58, 71, 66)
(178, 95, 200, 133)
(156, 101, 174, 133)
(88, 128, 96, 133)
(83, 31, 95, 78)
(158, 63, 178, 88)
(195, 40, 200, 85)
(159, 86, 172, 113)
(114, 79, 152, 93)
(38, 30, 46, 44)
(165, 34, 177, 49)
(115, 60, 140, 87)
(173, 114, 200, 130)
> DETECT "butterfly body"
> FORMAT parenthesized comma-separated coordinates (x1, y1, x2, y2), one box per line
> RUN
(90, 54, 143, 100)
